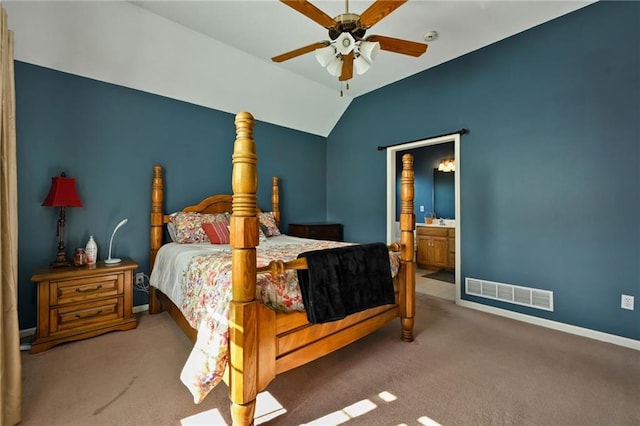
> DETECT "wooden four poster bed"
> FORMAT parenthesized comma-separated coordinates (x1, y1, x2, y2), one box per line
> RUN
(148, 111, 416, 425)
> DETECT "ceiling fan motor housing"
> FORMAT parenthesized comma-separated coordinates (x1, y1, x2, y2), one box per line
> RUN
(329, 13, 366, 40)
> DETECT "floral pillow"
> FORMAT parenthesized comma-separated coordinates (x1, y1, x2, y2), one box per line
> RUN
(258, 225, 268, 244)
(258, 212, 281, 237)
(169, 212, 230, 243)
(167, 222, 178, 242)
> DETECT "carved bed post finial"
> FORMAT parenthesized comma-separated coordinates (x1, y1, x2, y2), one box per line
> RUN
(400, 153, 415, 342)
(229, 111, 258, 426)
(149, 164, 164, 315)
(272, 176, 280, 226)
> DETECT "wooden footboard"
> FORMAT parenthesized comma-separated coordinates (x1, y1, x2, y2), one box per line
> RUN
(148, 111, 415, 426)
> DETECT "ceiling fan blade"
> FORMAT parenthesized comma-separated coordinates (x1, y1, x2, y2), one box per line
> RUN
(272, 41, 329, 63)
(281, 0, 336, 28)
(366, 35, 427, 57)
(339, 52, 354, 82)
(359, 0, 408, 28)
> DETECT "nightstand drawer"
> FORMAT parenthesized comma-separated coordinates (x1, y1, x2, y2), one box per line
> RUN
(51, 274, 122, 305)
(50, 297, 123, 334)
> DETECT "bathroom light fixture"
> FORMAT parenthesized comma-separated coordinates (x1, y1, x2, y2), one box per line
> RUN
(438, 158, 455, 172)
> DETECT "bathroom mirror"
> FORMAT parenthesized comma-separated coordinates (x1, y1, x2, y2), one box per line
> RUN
(433, 169, 455, 219)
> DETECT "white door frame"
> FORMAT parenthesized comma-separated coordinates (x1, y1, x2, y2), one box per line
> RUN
(386, 134, 461, 304)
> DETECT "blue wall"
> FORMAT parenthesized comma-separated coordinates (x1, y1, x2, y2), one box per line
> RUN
(15, 1, 639, 341)
(15, 63, 327, 329)
(327, 2, 639, 340)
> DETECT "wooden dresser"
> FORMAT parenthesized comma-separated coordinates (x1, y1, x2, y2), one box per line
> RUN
(30, 258, 138, 353)
(288, 222, 343, 241)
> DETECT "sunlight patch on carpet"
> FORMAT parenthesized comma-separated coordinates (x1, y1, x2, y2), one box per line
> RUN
(418, 416, 443, 425)
(181, 408, 226, 425)
(303, 398, 377, 425)
(302, 390, 404, 425)
(181, 391, 287, 426)
(255, 391, 287, 424)
(378, 391, 397, 402)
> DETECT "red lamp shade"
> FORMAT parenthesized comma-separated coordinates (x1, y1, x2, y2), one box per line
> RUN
(41, 174, 83, 207)
(42, 172, 82, 268)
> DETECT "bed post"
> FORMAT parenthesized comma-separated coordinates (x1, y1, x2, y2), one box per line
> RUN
(272, 176, 280, 226)
(399, 154, 415, 342)
(149, 165, 164, 315)
(229, 111, 259, 426)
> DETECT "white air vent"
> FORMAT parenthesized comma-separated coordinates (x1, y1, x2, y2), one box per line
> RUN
(465, 277, 553, 311)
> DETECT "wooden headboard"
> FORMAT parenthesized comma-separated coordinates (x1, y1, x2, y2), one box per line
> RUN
(149, 165, 280, 270)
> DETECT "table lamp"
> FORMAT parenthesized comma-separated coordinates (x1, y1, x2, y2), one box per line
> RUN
(41, 172, 83, 268)
(105, 218, 128, 264)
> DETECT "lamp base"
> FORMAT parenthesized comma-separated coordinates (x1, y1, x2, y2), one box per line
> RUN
(50, 250, 71, 269)
(104, 257, 122, 265)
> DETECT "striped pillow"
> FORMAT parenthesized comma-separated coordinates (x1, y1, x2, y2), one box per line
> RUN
(202, 221, 230, 244)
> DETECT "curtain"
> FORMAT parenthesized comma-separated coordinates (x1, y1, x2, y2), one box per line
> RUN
(0, 5, 20, 426)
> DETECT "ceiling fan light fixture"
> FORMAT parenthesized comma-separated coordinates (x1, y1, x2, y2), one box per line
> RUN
(326, 56, 343, 77)
(354, 55, 371, 75)
(335, 32, 356, 55)
(358, 41, 380, 63)
(315, 44, 338, 68)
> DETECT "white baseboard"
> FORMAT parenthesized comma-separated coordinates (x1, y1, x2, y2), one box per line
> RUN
(133, 304, 149, 314)
(20, 327, 36, 339)
(457, 299, 640, 351)
(20, 304, 151, 338)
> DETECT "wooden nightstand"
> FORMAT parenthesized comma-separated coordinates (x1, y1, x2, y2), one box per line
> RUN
(30, 258, 138, 353)
(288, 222, 343, 241)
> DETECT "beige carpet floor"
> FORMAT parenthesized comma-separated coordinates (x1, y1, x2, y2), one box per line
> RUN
(21, 294, 640, 426)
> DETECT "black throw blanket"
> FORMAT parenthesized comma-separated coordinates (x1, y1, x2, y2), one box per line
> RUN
(296, 242, 396, 324)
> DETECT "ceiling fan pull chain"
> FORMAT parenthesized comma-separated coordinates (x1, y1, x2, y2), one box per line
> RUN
(339, 81, 351, 97)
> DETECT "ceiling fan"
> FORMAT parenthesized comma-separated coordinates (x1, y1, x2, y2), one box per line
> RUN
(271, 0, 428, 82)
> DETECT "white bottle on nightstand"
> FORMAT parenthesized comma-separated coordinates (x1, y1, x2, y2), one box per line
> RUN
(85, 235, 97, 265)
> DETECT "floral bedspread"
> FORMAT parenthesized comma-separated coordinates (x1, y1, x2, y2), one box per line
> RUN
(178, 239, 400, 403)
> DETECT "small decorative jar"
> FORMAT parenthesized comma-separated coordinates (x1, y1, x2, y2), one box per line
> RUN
(74, 248, 87, 267)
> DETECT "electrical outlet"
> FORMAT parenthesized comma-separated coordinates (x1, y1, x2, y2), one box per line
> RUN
(135, 272, 145, 286)
(420, 205, 424, 212)
(621, 294, 634, 311)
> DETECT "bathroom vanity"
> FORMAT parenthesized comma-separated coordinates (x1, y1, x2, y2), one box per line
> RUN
(416, 222, 455, 270)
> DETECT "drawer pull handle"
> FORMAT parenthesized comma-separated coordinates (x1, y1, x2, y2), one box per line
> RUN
(75, 309, 103, 319)
(75, 284, 103, 293)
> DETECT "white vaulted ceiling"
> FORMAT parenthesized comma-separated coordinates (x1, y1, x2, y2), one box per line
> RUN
(5, 1, 594, 136)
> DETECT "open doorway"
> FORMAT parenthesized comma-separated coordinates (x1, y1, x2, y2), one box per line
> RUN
(385, 133, 461, 304)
